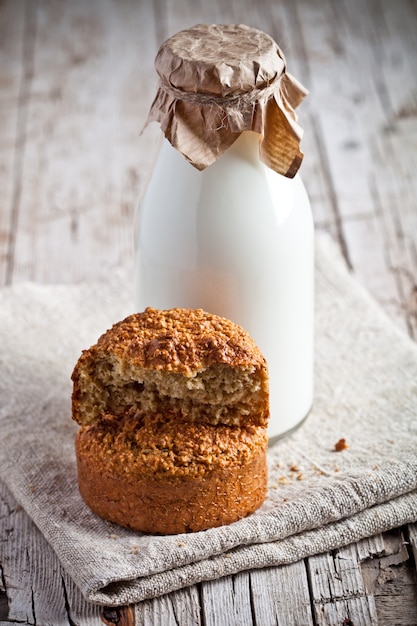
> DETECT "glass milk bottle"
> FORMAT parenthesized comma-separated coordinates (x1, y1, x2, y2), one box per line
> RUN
(135, 24, 314, 441)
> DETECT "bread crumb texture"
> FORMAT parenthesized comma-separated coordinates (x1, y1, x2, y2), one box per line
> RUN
(72, 307, 269, 428)
(77, 414, 268, 479)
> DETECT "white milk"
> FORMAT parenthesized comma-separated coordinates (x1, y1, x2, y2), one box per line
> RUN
(135, 131, 314, 440)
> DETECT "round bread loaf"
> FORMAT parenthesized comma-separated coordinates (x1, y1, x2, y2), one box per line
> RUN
(71, 307, 269, 533)
(76, 413, 268, 534)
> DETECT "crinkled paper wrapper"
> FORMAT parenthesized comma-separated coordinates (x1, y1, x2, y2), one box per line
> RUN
(0, 233, 417, 607)
(146, 24, 308, 177)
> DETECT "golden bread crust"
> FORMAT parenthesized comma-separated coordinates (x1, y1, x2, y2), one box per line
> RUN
(91, 307, 267, 374)
(76, 418, 268, 533)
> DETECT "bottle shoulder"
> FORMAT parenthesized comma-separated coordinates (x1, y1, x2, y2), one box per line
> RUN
(140, 132, 312, 226)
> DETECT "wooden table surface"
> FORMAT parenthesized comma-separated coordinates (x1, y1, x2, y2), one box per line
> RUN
(1, 0, 417, 624)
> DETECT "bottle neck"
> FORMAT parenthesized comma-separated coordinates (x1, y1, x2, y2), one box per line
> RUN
(221, 131, 262, 167)
(158, 130, 263, 178)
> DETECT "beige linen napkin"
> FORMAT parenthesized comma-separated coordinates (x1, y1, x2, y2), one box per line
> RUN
(0, 233, 416, 606)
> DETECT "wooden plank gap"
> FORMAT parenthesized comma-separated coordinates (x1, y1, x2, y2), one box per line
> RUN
(247, 570, 260, 626)
(303, 557, 320, 626)
(0, 562, 9, 621)
(404, 523, 417, 574)
(197, 582, 207, 626)
(60, 574, 78, 626)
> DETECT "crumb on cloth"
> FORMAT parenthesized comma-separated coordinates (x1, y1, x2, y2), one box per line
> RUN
(334, 438, 349, 452)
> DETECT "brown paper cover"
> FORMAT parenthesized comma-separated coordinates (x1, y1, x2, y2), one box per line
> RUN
(146, 24, 308, 177)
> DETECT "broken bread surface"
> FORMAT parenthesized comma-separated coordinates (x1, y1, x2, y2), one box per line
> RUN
(72, 307, 269, 429)
(71, 307, 270, 534)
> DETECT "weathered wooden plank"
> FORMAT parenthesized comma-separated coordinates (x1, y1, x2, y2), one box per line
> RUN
(408, 522, 417, 565)
(341, 0, 417, 334)
(371, 0, 417, 117)
(134, 585, 201, 626)
(200, 572, 255, 626)
(293, 0, 382, 221)
(342, 214, 409, 331)
(293, 0, 417, 335)
(62, 570, 106, 625)
(355, 533, 386, 562)
(0, 481, 104, 625)
(250, 561, 314, 625)
(348, 0, 417, 339)
(0, 482, 69, 624)
(360, 528, 417, 625)
(10, 0, 159, 284)
(0, 566, 9, 621)
(370, 117, 417, 338)
(0, 0, 27, 287)
(307, 544, 378, 625)
(278, 1, 344, 244)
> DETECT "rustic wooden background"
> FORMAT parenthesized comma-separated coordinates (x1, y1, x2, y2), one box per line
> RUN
(1, 0, 417, 624)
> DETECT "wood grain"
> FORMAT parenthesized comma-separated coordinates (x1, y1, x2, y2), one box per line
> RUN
(360, 529, 417, 625)
(250, 562, 314, 625)
(0, 0, 27, 286)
